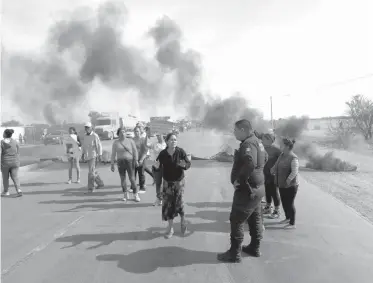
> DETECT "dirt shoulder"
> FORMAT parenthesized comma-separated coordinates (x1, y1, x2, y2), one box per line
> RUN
(299, 146, 373, 224)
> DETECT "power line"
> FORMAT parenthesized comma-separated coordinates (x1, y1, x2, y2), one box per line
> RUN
(315, 73, 373, 91)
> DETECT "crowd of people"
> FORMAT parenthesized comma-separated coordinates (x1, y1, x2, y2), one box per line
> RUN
(1, 118, 300, 263)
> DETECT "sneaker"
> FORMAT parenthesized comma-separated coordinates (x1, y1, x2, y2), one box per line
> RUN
(269, 210, 280, 219)
(85, 189, 94, 194)
(164, 227, 174, 239)
(139, 188, 146, 194)
(279, 219, 290, 224)
(76, 179, 80, 184)
(1, 191, 10, 197)
(284, 224, 296, 229)
(153, 199, 162, 206)
(66, 180, 72, 184)
(134, 193, 141, 202)
(263, 206, 272, 214)
(16, 190, 23, 197)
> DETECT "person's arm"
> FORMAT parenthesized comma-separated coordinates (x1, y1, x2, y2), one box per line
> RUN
(111, 141, 117, 165)
(270, 154, 282, 175)
(287, 158, 299, 182)
(95, 134, 103, 156)
(16, 141, 20, 155)
(138, 139, 147, 163)
(237, 143, 256, 194)
(179, 149, 191, 170)
(131, 139, 139, 162)
(76, 135, 82, 147)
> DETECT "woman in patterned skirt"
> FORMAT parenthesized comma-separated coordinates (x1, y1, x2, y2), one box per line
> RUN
(155, 133, 191, 239)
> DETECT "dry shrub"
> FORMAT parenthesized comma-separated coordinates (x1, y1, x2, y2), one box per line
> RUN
(295, 142, 357, 172)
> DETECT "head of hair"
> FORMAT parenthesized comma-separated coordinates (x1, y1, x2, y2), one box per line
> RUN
(117, 127, 125, 136)
(263, 133, 276, 143)
(3, 129, 14, 138)
(69, 127, 77, 134)
(134, 126, 141, 132)
(235, 119, 253, 133)
(165, 132, 176, 142)
(282, 138, 296, 150)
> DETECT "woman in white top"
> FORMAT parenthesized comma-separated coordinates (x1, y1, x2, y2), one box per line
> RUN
(150, 134, 167, 206)
(66, 127, 82, 184)
(111, 128, 140, 202)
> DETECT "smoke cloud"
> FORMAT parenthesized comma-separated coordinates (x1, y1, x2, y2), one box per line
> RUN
(2, 1, 268, 130)
(275, 116, 309, 139)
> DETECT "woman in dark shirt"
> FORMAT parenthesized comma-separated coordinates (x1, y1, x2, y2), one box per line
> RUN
(1, 129, 22, 197)
(155, 133, 191, 239)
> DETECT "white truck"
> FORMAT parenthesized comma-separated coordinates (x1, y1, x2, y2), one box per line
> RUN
(94, 112, 138, 140)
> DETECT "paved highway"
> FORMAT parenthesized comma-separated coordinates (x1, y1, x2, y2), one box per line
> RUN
(2, 157, 373, 283)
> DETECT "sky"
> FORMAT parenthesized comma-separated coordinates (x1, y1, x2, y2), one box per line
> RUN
(1, 0, 373, 121)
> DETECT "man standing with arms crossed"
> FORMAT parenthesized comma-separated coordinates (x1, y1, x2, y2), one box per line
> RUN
(217, 119, 266, 263)
(82, 122, 104, 193)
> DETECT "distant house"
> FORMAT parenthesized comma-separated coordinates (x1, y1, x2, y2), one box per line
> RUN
(307, 116, 353, 130)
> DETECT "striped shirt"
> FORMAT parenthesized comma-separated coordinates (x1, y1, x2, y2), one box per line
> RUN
(287, 158, 299, 182)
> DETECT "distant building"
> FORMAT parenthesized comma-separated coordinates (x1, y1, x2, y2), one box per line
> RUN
(307, 116, 353, 130)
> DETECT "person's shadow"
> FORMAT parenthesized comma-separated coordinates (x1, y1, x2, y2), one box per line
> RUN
(96, 246, 219, 274)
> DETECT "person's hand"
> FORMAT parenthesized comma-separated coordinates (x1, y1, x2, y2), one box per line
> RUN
(97, 155, 102, 162)
(179, 160, 186, 168)
(285, 179, 291, 187)
(233, 180, 239, 190)
(154, 160, 160, 169)
(111, 164, 115, 172)
(138, 159, 143, 166)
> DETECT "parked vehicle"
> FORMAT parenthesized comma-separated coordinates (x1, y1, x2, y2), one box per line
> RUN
(94, 112, 138, 140)
(44, 130, 68, 145)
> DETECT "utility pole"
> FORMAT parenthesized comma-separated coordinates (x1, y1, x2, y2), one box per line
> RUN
(270, 96, 274, 130)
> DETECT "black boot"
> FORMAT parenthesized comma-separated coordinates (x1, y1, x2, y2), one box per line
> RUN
(217, 246, 242, 263)
(242, 240, 261, 257)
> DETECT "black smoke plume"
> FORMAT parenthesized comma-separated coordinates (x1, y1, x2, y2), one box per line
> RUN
(3, 1, 268, 130)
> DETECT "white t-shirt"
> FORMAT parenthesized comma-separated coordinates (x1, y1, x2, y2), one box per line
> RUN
(150, 141, 166, 161)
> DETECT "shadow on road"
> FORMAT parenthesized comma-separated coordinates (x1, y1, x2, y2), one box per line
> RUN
(13, 182, 63, 187)
(187, 202, 231, 209)
(54, 202, 153, 212)
(56, 229, 166, 249)
(96, 246, 220, 274)
(23, 186, 121, 197)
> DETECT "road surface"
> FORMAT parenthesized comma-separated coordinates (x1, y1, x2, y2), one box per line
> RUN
(2, 159, 373, 283)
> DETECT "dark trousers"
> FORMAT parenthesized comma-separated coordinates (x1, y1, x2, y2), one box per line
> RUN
(117, 159, 137, 194)
(230, 188, 265, 254)
(135, 158, 154, 189)
(265, 182, 281, 207)
(279, 185, 298, 225)
(135, 165, 145, 189)
(152, 166, 163, 200)
(1, 165, 21, 192)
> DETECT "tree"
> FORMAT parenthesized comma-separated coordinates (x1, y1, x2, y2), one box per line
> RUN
(346, 95, 373, 140)
(88, 111, 101, 126)
(1, 120, 23, 127)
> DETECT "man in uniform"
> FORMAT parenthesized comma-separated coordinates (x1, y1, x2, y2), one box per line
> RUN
(217, 119, 266, 263)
